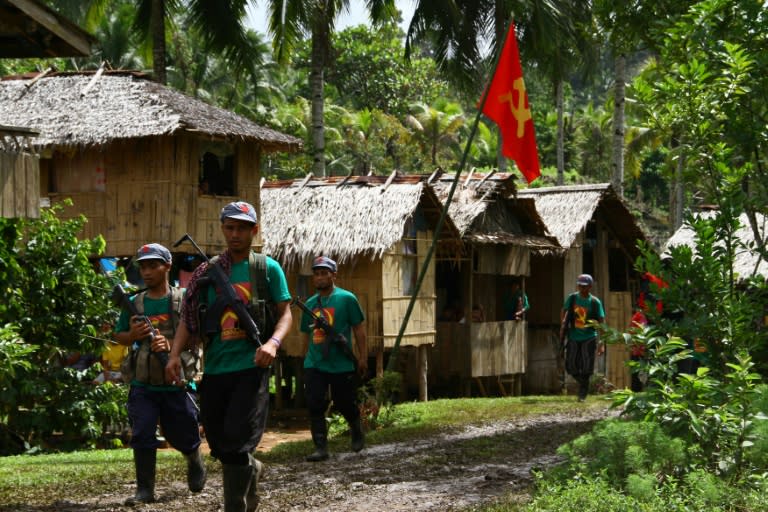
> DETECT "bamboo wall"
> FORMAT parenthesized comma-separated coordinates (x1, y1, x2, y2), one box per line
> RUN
(1, 150, 39, 218)
(47, 135, 262, 256)
(382, 234, 436, 348)
(470, 320, 526, 377)
(605, 291, 633, 389)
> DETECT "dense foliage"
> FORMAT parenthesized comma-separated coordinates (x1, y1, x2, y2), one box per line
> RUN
(0, 205, 127, 454)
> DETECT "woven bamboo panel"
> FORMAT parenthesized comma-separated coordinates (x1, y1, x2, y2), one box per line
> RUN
(605, 291, 633, 389)
(524, 325, 563, 394)
(1, 151, 39, 218)
(470, 320, 526, 377)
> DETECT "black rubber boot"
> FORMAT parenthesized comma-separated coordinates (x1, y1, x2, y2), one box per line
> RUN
(246, 453, 264, 512)
(222, 463, 254, 512)
(350, 417, 365, 453)
(305, 417, 329, 462)
(184, 447, 207, 493)
(125, 449, 156, 505)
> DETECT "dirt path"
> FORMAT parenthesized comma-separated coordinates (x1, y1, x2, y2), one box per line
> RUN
(37, 405, 611, 512)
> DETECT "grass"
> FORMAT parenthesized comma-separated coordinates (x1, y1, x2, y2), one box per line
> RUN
(0, 395, 607, 506)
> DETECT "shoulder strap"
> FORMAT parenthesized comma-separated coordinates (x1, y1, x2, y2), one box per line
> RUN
(134, 291, 146, 314)
(248, 251, 269, 304)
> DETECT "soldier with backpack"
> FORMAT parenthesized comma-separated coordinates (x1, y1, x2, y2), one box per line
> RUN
(165, 201, 293, 512)
(560, 273, 605, 401)
(113, 243, 205, 505)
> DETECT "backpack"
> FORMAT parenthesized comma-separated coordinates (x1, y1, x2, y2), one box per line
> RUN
(198, 251, 277, 347)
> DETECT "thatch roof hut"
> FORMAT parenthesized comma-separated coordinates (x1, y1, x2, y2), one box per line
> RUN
(517, 183, 649, 393)
(0, 71, 301, 254)
(428, 171, 561, 397)
(1, 0, 96, 218)
(664, 211, 768, 280)
(260, 173, 462, 404)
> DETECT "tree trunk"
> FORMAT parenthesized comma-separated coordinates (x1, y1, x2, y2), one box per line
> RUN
(556, 78, 565, 186)
(611, 54, 626, 196)
(151, 0, 166, 85)
(672, 153, 685, 231)
(310, 24, 327, 177)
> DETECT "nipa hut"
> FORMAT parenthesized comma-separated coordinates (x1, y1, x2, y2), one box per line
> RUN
(430, 171, 561, 397)
(0, 70, 301, 256)
(517, 184, 649, 393)
(1, 0, 95, 219)
(260, 173, 462, 406)
(664, 211, 768, 280)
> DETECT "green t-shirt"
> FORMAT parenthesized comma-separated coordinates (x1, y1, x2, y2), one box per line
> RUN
(202, 256, 290, 375)
(300, 287, 364, 373)
(115, 292, 180, 392)
(563, 292, 605, 342)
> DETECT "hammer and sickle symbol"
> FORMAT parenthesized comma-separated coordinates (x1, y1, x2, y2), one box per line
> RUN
(498, 78, 531, 138)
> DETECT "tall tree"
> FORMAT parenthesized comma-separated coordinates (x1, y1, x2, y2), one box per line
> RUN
(266, 0, 397, 177)
(405, 0, 570, 177)
(48, 0, 262, 85)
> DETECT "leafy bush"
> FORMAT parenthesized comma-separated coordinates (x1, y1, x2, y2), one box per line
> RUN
(551, 418, 688, 487)
(0, 205, 123, 453)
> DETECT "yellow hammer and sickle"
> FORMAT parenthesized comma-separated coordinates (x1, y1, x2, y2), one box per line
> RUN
(498, 78, 531, 138)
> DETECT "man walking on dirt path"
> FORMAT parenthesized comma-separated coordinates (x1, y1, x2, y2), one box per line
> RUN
(560, 273, 605, 401)
(300, 256, 368, 462)
(113, 243, 205, 505)
(166, 201, 293, 512)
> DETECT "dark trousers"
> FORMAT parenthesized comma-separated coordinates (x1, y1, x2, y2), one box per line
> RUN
(565, 337, 598, 396)
(304, 368, 360, 426)
(127, 385, 201, 453)
(199, 367, 269, 465)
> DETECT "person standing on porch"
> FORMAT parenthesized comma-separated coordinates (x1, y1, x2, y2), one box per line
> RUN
(300, 256, 368, 462)
(560, 273, 605, 401)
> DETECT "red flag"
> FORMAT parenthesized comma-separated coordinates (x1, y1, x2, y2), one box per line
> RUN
(481, 21, 541, 183)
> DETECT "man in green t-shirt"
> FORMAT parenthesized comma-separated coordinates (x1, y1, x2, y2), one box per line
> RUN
(113, 243, 205, 504)
(561, 273, 605, 402)
(300, 256, 368, 462)
(166, 201, 292, 512)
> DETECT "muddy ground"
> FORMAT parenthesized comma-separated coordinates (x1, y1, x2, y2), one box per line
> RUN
(17, 404, 614, 512)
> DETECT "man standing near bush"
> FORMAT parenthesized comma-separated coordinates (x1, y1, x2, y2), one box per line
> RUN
(560, 273, 605, 401)
(113, 243, 205, 504)
(300, 256, 368, 462)
(166, 201, 292, 512)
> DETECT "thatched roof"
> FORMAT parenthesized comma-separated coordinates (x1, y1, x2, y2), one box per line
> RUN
(1, 0, 95, 57)
(0, 71, 302, 152)
(664, 211, 768, 279)
(260, 174, 461, 266)
(518, 184, 647, 257)
(431, 171, 560, 253)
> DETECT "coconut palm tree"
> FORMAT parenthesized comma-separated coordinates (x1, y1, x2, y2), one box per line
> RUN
(49, 0, 261, 85)
(264, 0, 397, 177)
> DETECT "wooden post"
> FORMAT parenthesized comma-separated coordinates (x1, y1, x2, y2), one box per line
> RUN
(418, 344, 428, 401)
(273, 356, 283, 410)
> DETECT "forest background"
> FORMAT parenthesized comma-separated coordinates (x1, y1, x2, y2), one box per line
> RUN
(7, 0, 766, 244)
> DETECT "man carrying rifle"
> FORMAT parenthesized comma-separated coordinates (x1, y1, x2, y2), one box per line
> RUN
(300, 256, 368, 462)
(113, 243, 205, 504)
(165, 201, 292, 512)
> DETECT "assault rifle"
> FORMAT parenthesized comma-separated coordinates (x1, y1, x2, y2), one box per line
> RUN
(173, 234, 262, 347)
(291, 296, 358, 370)
(110, 284, 171, 369)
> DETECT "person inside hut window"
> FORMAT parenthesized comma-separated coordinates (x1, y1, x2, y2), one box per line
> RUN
(503, 279, 529, 321)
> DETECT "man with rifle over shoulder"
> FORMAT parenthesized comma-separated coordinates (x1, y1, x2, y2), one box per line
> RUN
(112, 243, 205, 505)
(165, 201, 292, 512)
(299, 256, 368, 462)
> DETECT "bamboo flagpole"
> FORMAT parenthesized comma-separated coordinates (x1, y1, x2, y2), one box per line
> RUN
(386, 18, 535, 372)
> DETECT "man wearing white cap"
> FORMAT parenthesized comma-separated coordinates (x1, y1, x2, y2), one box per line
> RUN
(560, 273, 605, 401)
(166, 201, 292, 512)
